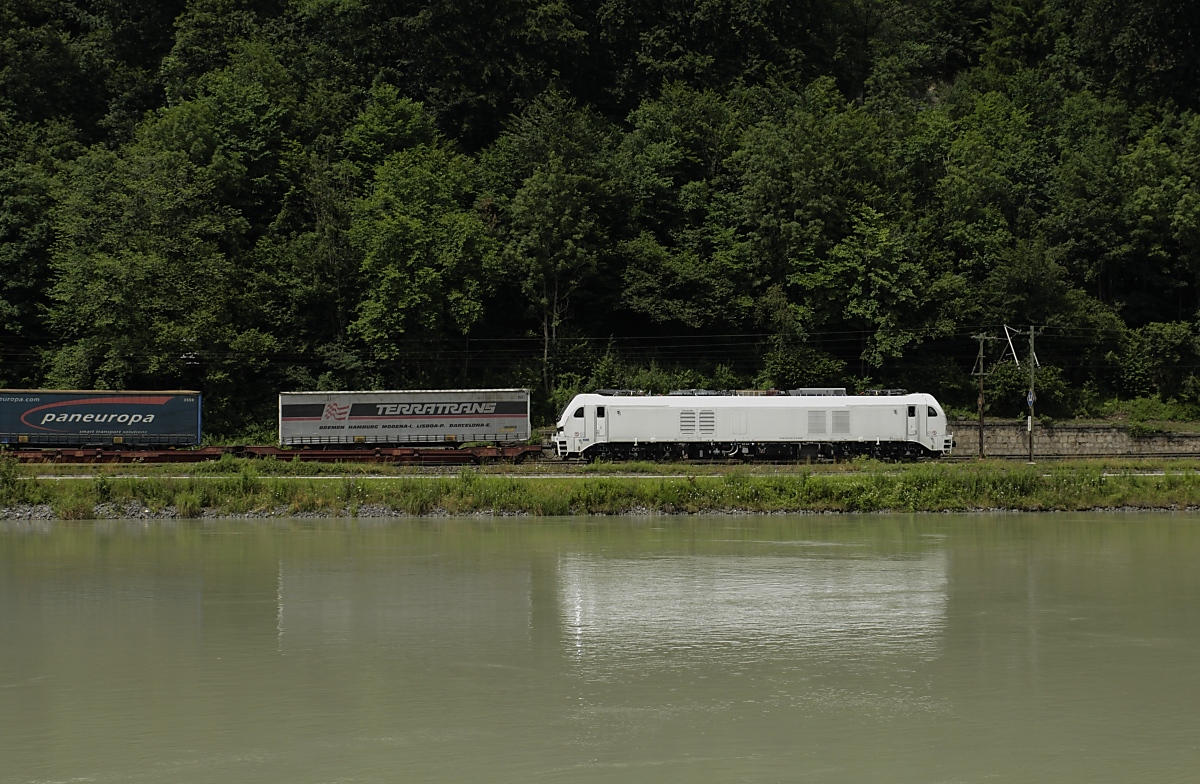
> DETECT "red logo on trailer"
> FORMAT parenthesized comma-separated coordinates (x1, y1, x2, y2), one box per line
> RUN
(322, 403, 350, 421)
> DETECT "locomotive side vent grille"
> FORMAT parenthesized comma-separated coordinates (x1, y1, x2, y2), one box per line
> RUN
(699, 410, 716, 435)
(680, 409, 697, 434)
(832, 410, 851, 435)
(808, 410, 827, 435)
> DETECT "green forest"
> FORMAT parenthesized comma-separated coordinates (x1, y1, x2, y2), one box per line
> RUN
(4, 0, 1200, 435)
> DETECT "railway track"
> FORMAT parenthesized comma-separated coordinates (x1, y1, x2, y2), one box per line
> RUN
(2, 444, 545, 465)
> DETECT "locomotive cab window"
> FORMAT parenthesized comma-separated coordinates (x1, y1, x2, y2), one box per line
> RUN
(907, 405, 916, 417)
(596, 406, 605, 418)
(573, 407, 584, 418)
(928, 406, 937, 417)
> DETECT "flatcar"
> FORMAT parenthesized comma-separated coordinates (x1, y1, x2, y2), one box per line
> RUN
(553, 389, 953, 461)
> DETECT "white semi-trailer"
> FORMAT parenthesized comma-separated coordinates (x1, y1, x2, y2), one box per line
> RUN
(554, 390, 953, 461)
(279, 389, 530, 446)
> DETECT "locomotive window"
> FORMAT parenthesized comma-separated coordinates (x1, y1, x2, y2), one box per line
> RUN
(597, 406, 605, 417)
(907, 406, 916, 417)
(928, 406, 937, 417)
(573, 407, 584, 418)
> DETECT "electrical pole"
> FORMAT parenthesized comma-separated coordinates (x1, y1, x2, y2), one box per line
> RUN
(970, 333, 997, 459)
(1028, 328, 1036, 462)
(1003, 325, 1040, 463)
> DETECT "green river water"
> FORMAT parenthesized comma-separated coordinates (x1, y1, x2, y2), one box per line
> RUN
(2, 513, 1199, 783)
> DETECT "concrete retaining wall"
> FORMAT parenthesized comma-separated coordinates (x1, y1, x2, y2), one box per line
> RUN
(949, 420, 1200, 458)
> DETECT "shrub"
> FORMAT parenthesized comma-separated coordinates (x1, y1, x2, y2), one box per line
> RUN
(51, 493, 95, 520)
(175, 492, 202, 518)
(0, 455, 23, 503)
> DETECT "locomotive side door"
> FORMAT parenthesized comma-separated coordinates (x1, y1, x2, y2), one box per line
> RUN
(906, 405, 919, 438)
(925, 406, 939, 440)
(569, 405, 587, 453)
(595, 405, 607, 441)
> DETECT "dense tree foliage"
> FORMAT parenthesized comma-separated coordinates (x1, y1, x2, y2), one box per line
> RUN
(4, 0, 1200, 430)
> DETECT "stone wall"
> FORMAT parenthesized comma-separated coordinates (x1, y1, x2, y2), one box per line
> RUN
(948, 420, 1200, 458)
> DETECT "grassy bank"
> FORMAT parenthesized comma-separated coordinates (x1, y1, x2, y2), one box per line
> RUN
(18, 453, 1200, 478)
(10, 452, 951, 478)
(6, 459, 1200, 519)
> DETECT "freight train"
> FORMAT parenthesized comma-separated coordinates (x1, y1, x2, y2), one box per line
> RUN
(1, 387, 953, 463)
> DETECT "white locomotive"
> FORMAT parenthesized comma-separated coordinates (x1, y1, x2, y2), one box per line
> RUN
(554, 389, 953, 461)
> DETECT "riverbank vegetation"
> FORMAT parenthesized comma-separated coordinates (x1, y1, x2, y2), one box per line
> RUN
(6, 2, 1200, 431)
(7, 458, 1200, 519)
(17, 453, 1200, 477)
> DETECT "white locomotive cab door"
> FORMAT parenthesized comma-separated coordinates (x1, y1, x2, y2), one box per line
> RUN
(569, 405, 586, 452)
(906, 405, 918, 437)
(595, 405, 606, 440)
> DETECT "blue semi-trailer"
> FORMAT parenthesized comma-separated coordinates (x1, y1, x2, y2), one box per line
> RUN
(0, 390, 202, 447)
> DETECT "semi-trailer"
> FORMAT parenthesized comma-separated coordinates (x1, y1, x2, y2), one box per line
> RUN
(0, 389, 202, 447)
(278, 388, 531, 446)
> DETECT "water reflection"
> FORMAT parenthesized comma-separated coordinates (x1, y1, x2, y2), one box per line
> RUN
(275, 557, 533, 655)
(559, 553, 947, 665)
